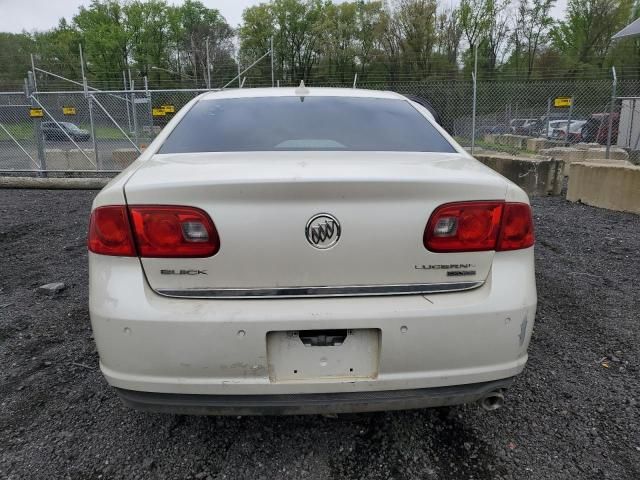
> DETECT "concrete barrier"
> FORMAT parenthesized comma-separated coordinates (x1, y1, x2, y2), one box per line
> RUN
(525, 138, 564, 152)
(0, 176, 110, 189)
(44, 148, 97, 170)
(474, 152, 564, 196)
(584, 147, 629, 161)
(495, 134, 529, 149)
(68, 149, 97, 170)
(484, 133, 497, 144)
(43, 149, 68, 170)
(540, 146, 631, 176)
(567, 162, 640, 214)
(112, 148, 139, 169)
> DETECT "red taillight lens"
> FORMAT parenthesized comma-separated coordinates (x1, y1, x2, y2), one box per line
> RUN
(496, 203, 535, 251)
(424, 201, 534, 252)
(88, 206, 136, 256)
(128, 206, 219, 258)
(425, 201, 503, 252)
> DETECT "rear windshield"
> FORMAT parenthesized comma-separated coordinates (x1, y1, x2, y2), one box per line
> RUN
(158, 96, 455, 153)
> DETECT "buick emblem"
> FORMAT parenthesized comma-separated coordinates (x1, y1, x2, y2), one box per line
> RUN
(305, 213, 341, 249)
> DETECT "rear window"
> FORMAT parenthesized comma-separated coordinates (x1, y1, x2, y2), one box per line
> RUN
(158, 96, 455, 154)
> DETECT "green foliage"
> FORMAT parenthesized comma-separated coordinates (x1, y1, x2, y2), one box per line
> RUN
(551, 0, 636, 73)
(1, 0, 640, 90)
(0, 33, 34, 89)
(0, 0, 236, 90)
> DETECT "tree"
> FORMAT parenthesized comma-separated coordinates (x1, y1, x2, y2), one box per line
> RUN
(318, 1, 359, 82)
(484, 0, 512, 72)
(354, 1, 386, 78)
(33, 19, 83, 86)
(512, 0, 556, 77)
(394, 0, 438, 76)
(459, 0, 491, 49)
(435, 8, 463, 67)
(123, 1, 170, 79)
(551, 0, 634, 73)
(73, 0, 129, 83)
(174, 0, 234, 86)
(0, 33, 34, 89)
(459, 0, 513, 76)
(377, 3, 404, 80)
(3, 0, 640, 90)
(240, 0, 326, 84)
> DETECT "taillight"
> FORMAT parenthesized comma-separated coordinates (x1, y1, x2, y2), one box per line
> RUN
(496, 203, 535, 251)
(424, 201, 534, 252)
(128, 205, 219, 258)
(88, 205, 219, 258)
(88, 206, 136, 256)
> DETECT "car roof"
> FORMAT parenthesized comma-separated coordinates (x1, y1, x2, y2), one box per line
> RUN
(199, 87, 407, 101)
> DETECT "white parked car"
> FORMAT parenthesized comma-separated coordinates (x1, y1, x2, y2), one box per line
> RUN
(545, 120, 567, 138)
(88, 87, 536, 415)
(551, 120, 587, 142)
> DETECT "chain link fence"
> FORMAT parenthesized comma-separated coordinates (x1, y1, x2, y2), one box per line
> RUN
(1, 78, 638, 175)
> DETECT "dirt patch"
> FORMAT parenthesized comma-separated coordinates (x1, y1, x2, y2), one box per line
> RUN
(1, 190, 639, 479)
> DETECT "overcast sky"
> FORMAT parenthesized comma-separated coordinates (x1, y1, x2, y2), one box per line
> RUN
(0, 0, 567, 33)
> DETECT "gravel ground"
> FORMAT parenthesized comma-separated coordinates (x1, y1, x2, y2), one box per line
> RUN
(1, 189, 639, 480)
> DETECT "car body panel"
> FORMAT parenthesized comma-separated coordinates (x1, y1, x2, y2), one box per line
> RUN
(89, 246, 535, 395)
(124, 151, 509, 292)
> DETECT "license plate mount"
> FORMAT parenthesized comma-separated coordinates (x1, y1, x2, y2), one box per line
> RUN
(267, 328, 380, 383)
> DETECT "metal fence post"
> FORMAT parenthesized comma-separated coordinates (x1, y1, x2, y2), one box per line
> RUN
(606, 67, 617, 159)
(470, 44, 478, 155)
(87, 97, 99, 170)
(80, 43, 99, 170)
(130, 80, 139, 147)
(545, 97, 551, 139)
(123, 70, 132, 133)
(564, 98, 574, 145)
(271, 36, 275, 88)
(27, 72, 46, 176)
(30, 54, 38, 92)
(145, 76, 153, 133)
(206, 37, 211, 90)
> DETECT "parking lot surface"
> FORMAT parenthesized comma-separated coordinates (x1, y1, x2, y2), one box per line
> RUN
(1, 189, 639, 480)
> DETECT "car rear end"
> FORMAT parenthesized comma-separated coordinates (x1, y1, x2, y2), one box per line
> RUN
(88, 88, 536, 415)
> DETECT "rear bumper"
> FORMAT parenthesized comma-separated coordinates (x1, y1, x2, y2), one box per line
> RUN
(115, 378, 513, 415)
(89, 248, 536, 398)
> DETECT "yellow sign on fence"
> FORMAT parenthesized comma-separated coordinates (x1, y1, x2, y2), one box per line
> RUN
(162, 104, 175, 113)
(554, 97, 572, 108)
(29, 108, 44, 118)
(152, 107, 166, 117)
(62, 106, 77, 115)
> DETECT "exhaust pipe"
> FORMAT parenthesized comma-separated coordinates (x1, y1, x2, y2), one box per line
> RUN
(480, 391, 505, 411)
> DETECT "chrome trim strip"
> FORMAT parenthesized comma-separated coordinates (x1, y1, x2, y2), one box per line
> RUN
(155, 281, 484, 299)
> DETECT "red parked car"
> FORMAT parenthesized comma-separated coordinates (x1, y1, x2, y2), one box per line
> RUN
(581, 113, 619, 144)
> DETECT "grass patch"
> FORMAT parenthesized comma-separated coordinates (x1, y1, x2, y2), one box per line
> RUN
(454, 136, 538, 157)
(0, 122, 137, 141)
(0, 123, 34, 141)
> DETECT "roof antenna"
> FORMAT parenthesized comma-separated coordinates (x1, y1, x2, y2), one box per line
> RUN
(295, 79, 309, 100)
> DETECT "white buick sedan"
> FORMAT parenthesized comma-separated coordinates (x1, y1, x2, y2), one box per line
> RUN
(88, 87, 536, 415)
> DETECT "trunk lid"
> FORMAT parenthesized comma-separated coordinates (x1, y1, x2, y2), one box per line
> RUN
(124, 151, 508, 295)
